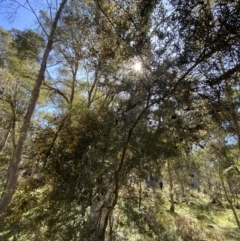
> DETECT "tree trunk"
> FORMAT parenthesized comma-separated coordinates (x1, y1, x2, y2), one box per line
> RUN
(192, 171, 200, 192)
(0, 123, 11, 153)
(81, 93, 151, 240)
(219, 167, 240, 229)
(167, 160, 175, 213)
(80, 180, 118, 241)
(0, 0, 69, 214)
(180, 180, 185, 197)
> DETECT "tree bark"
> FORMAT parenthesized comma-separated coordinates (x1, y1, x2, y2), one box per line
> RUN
(167, 160, 175, 213)
(81, 96, 151, 240)
(80, 178, 118, 241)
(192, 171, 200, 191)
(0, 123, 11, 153)
(0, 0, 69, 214)
(219, 167, 240, 229)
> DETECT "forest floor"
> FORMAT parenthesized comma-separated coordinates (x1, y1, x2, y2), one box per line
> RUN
(0, 179, 239, 240)
(115, 185, 240, 241)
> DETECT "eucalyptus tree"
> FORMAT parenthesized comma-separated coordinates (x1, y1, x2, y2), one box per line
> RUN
(0, 28, 14, 154)
(136, 0, 240, 215)
(36, 1, 159, 239)
(0, 0, 69, 214)
(176, 0, 240, 207)
(0, 28, 44, 186)
(165, 1, 239, 140)
(207, 134, 240, 228)
(0, 0, 153, 239)
(8, 0, 162, 239)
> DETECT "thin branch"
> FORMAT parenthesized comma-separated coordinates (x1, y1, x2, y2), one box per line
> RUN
(43, 81, 70, 103)
(26, 0, 49, 37)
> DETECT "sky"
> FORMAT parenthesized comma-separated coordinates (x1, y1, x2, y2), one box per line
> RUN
(0, 5, 35, 31)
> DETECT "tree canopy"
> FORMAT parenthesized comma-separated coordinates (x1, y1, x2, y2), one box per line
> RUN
(0, 0, 240, 240)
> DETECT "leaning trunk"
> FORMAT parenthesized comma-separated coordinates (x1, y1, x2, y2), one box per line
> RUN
(219, 167, 240, 229)
(80, 94, 151, 240)
(81, 179, 118, 241)
(0, 0, 69, 214)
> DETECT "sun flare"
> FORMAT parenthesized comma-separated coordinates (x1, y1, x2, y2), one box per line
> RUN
(133, 62, 142, 72)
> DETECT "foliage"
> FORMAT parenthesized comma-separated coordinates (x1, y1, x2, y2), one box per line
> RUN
(11, 29, 45, 61)
(0, 0, 240, 240)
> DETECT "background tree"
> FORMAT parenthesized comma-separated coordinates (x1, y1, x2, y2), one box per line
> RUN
(0, 0, 69, 213)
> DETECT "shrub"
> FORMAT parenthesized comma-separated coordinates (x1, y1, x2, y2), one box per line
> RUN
(176, 216, 206, 241)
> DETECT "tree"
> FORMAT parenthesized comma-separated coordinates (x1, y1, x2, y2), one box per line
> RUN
(0, 0, 69, 214)
(0, 27, 41, 192)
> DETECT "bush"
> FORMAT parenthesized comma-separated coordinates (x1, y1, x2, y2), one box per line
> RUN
(176, 216, 206, 241)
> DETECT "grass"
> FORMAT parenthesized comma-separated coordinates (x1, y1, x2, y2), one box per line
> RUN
(117, 185, 240, 241)
(0, 179, 240, 241)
